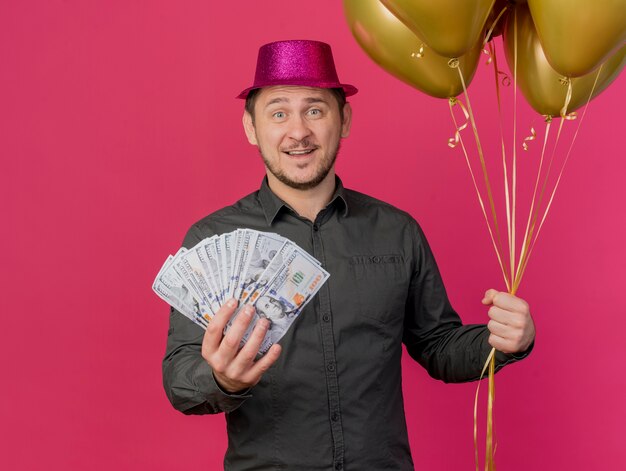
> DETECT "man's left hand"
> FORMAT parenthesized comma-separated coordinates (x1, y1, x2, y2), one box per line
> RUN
(482, 289, 535, 354)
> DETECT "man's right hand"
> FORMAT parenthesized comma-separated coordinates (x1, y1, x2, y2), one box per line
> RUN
(201, 299, 282, 394)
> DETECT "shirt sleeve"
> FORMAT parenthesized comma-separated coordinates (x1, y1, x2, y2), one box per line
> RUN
(161, 224, 252, 414)
(402, 220, 532, 383)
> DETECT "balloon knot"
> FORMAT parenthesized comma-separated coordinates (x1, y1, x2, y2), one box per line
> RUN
(448, 58, 460, 68)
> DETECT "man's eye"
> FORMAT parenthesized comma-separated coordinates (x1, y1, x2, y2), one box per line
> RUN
(308, 109, 321, 116)
(273, 111, 286, 119)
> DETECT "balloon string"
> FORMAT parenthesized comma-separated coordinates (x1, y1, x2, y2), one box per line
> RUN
(522, 127, 537, 151)
(450, 59, 509, 290)
(515, 66, 603, 287)
(515, 117, 552, 290)
(448, 98, 510, 288)
(448, 97, 470, 148)
(510, 7, 519, 293)
(560, 78, 573, 118)
(498, 71, 511, 87)
(474, 347, 496, 471)
(452, 49, 504, 471)
(487, 352, 496, 471)
(484, 3, 510, 44)
(489, 41, 513, 295)
(489, 41, 514, 293)
(514, 77, 571, 290)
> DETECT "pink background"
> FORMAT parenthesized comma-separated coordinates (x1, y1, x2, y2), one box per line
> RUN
(2, 1, 625, 469)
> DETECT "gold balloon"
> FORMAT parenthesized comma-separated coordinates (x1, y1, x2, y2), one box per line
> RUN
(527, 0, 626, 77)
(343, 0, 482, 99)
(380, 0, 495, 58)
(504, 4, 626, 116)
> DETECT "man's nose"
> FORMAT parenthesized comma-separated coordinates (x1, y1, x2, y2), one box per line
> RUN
(287, 115, 311, 142)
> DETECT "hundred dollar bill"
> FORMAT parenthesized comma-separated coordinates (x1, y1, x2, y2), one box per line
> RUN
(154, 230, 328, 336)
(174, 246, 217, 318)
(227, 230, 243, 299)
(242, 240, 294, 305)
(238, 231, 287, 302)
(236, 246, 330, 354)
(218, 233, 229, 300)
(231, 229, 259, 302)
(197, 236, 221, 309)
(153, 251, 210, 327)
(225, 241, 295, 332)
(205, 238, 224, 306)
(194, 238, 221, 315)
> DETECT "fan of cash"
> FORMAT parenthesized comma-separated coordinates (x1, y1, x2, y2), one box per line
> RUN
(153, 229, 330, 353)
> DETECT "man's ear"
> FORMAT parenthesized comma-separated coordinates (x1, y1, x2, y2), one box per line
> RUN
(341, 102, 352, 138)
(242, 111, 258, 145)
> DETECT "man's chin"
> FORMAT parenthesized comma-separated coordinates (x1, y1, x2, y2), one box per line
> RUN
(262, 149, 339, 191)
(275, 171, 332, 191)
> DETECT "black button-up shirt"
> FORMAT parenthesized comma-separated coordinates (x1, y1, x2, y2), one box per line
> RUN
(163, 177, 528, 470)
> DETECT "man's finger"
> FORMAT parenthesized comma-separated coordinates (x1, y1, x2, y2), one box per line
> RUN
(492, 292, 529, 313)
(247, 343, 282, 382)
(218, 304, 256, 357)
(203, 298, 239, 352)
(481, 289, 499, 305)
(487, 319, 509, 339)
(235, 317, 271, 366)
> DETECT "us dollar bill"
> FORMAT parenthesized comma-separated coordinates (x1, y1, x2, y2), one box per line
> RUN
(174, 247, 216, 317)
(154, 229, 329, 348)
(153, 250, 211, 327)
(237, 245, 330, 354)
(239, 231, 288, 303)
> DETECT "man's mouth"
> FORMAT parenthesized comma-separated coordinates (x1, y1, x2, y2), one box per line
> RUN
(283, 147, 317, 156)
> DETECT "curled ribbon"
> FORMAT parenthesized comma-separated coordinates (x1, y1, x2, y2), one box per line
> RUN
(448, 58, 460, 69)
(559, 77, 574, 118)
(411, 43, 425, 59)
(448, 97, 470, 148)
(522, 127, 537, 151)
(482, 48, 493, 65)
(498, 71, 511, 87)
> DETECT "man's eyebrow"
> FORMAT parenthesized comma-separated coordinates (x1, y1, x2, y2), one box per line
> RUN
(304, 97, 328, 103)
(264, 96, 329, 108)
(265, 97, 288, 108)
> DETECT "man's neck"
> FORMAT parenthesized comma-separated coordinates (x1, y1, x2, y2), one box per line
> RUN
(266, 172, 336, 222)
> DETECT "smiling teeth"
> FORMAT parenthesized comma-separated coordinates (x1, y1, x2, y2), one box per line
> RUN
(288, 150, 313, 155)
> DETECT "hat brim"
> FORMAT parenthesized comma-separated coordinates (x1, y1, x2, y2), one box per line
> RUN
(236, 82, 358, 99)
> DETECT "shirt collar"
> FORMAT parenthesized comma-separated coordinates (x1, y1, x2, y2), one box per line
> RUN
(258, 176, 350, 226)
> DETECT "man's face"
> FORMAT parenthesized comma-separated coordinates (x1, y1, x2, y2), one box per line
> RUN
(243, 86, 352, 191)
(256, 295, 285, 320)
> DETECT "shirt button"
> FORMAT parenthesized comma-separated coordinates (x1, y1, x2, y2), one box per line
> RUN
(327, 362, 335, 372)
(372, 256, 381, 263)
(331, 412, 339, 421)
(313, 224, 319, 231)
(335, 462, 343, 470)
(322, 314, 330, 322)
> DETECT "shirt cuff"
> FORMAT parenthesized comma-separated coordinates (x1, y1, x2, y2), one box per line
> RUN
(194, 360, 252, 413)
(495, 340, 535, 367)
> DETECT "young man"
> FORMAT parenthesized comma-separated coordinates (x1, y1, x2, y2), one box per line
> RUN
(163, 40, 535, 470)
